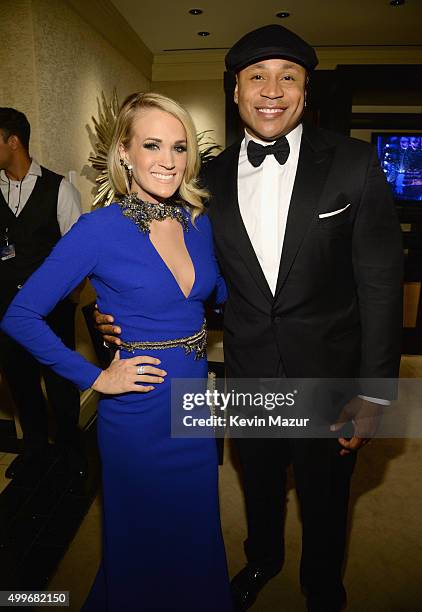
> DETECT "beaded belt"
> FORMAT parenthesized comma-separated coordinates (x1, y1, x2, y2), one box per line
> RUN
(119, 320, 207, 360)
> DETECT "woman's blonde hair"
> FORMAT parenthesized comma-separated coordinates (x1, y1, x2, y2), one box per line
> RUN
(108, 92, 208, 220)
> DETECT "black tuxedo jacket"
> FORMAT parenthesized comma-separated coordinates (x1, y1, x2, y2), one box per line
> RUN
(202, 123, 403, 387)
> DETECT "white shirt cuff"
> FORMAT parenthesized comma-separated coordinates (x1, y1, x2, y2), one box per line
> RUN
(358, 394, 391, 406)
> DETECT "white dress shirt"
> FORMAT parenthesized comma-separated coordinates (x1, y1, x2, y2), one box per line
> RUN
(238, 123, 303, 295)
(0, 160, 81, 235)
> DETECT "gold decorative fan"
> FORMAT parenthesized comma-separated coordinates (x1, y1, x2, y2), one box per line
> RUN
(88, 90, 222, 208)
(88, 89, 120, 208)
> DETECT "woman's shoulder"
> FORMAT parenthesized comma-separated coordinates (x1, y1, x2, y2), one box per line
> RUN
(75, 203, 123, 230)
(84, 202, 122, 219)
(193, 209, 212, 232)
(61, 204, 124, 248)
(191, 210, 215, 248)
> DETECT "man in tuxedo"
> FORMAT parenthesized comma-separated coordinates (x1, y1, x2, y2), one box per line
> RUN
(95, 25, 402, 612)
(203, 25, 402, 611)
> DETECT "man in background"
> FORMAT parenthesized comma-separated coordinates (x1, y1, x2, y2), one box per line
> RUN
(0, 107, 85, 478)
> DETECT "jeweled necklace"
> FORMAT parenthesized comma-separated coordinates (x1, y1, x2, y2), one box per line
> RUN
(118, 193, 189, 234)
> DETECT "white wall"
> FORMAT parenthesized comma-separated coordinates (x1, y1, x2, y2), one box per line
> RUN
(0, 0, 151, 212)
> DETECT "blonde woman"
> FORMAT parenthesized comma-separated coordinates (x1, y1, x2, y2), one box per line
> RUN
(2, 93, 231, 611)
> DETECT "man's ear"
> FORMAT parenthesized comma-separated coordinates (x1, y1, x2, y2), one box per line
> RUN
(8, 135, 20, 150)
(234, 80, 239, 105)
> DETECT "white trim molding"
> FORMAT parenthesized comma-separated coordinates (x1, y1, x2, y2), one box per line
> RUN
(153, 46, 422, 82)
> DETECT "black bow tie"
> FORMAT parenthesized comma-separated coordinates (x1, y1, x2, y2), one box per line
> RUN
(247, 136, 290, 167)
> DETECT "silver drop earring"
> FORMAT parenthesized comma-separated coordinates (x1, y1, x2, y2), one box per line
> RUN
(120, 158, 133, 192)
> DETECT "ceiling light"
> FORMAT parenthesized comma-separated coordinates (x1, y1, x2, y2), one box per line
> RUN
(189, 8, 203, 15)
(197, 31, 210, 36)
(276, 11, 290, 18)
(390, 0, 405, 5)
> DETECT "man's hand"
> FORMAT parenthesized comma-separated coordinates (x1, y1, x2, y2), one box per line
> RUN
(93, 304, 122, 347)
(330, 397, 383, 456)
(91, 351, 167, 394)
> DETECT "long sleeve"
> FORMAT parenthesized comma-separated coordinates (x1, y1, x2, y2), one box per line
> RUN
(203, 212, 227, 306)
(214, 259, 228, 306)
(1, 213, 103, 390)
(57, 178, 82, 235)
(352, 148, 403, 396)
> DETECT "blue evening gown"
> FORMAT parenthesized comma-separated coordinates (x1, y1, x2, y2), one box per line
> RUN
(1, 203, 232, 612)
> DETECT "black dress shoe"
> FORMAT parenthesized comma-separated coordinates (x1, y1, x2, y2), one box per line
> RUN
(231, 564, 282, 611)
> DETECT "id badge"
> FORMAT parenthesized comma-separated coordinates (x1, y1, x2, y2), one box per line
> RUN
(1, 243, 16, 261)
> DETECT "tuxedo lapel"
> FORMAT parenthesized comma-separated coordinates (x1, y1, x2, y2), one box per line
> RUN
(274, 124, 335, 300)
(219, 143, 273, 304)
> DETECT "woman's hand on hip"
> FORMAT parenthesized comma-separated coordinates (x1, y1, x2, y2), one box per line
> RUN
(91, 352, 167, 394)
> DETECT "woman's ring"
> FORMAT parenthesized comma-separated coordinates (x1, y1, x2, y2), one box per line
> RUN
(137, 365, 145, 376)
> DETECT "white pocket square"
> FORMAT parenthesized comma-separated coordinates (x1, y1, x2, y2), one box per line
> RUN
(318, 203, 351, 219)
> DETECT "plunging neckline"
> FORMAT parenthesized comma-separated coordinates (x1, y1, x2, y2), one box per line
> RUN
(148, 220, 196, 300)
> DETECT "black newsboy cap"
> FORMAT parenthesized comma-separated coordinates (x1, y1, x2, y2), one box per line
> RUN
(225, 24, 318, 73)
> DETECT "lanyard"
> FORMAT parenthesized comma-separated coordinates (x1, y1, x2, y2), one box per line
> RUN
(1, 175, 24, 250)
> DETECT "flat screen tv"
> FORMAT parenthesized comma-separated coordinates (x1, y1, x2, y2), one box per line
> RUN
(372, 132, 422, 203)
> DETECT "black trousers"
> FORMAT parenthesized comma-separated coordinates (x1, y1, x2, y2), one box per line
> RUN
(234, 436, 356, 609)
(230, 355, 356, 610)
(0, 298, 81, 451)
